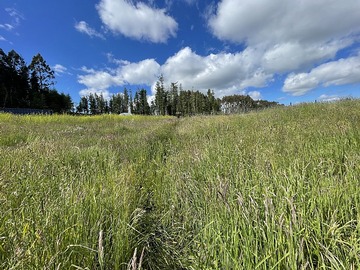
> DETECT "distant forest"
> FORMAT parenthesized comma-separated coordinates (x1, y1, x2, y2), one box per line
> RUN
(1, 48, 281, 115)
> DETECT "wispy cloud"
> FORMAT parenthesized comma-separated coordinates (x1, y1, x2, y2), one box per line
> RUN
(53, 64, 72, 76)
(74, 21, 105, 39)
(0, 23, 14, 31)
(0, 8, 24, 31)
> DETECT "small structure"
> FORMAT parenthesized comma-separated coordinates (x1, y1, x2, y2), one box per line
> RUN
(120, 105, 132, 116)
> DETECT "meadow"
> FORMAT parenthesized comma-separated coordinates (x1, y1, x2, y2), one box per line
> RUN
(0, 100, 360, 269)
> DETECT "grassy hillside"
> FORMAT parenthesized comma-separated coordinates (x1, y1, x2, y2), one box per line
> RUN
(1, 100, 360, 269)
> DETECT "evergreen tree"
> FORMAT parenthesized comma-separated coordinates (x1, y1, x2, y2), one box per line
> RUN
(154, 75, 166, 115)
(109, 93, 123, 114)
(88, 93, 97, 114)
(123, 88, 129, 113)
(139, 88, 150, 115)
(169, 82, 179, 116)
(129, 89, 134, 114)
(133, 88, 150, 115)
(96, 93, 106, 114)
(77, 96, 89, 114)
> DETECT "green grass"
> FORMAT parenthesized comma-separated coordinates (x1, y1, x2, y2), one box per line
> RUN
(1, 100, 360, 269)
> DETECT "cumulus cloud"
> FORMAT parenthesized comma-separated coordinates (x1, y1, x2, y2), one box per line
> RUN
(78, 58, 160, 96)
(78, 68, 119, 92)
(167, 47, 271, 96)
(96, 0, 178, 43)
(74, 21, 105, 39)
(262, 40, 352, 73)
(77, 0, 360, 99)
(160, 47, 271, 96)
(75, 0, 360, 98)
(208, 0, 360, 76)
(78, 47, 273, 98)
(283, 55, 360, 95)
(209, 0, 360, 46)
(120, 59, 160, 85)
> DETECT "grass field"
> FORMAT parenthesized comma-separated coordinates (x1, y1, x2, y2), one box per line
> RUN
(1, 100, 360, 269)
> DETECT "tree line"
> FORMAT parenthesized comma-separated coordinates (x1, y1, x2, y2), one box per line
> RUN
(75, 77, 222, 116)
(76, 75, 280, 116)
(0, 49, 73, 113)
(1, 48, 280, 115)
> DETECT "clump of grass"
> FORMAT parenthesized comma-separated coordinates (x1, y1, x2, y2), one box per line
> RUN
(1, 100, 360, 269)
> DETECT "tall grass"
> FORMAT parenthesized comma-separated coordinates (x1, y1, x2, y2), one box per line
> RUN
(1, 100, 360, 269)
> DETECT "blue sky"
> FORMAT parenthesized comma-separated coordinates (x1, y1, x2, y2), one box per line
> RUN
(1, 0, 360, 105)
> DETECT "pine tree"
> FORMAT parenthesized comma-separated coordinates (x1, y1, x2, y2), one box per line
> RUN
(96, 93, 106, 114)
(169, 82, 179, 116)
(88, 93, 97, 114)
(155, 75, 166, 115)
(123, 88, 129, 113)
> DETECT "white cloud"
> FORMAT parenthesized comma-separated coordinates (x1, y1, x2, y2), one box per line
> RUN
(78, 47, 273, 98)
(78, 66, 113, 99)
(0, 8, 24, 31)
(248, 91, 262, 101)
(0, 23, 14, 31)
(74, 21, 105, 39)
(78, 68, 119, 91)
(53, 64, 67, 73)
(209, 0, 360, 46)
(0, 35, 6, 41)
(72, 0, 360, 101)
(96, 0, 178, 43)
(120, 59, 160, 85)
(77, 58, 160, 96)
(262, 40, 352, 73)
(161, 47, 271, 96)
(208, 0, 360, 75)
(283, 55, 360, 95)
(79, 88, 111, 100)
(53, 64, 72, 76)
(318, 94, 341, 102)
(283, 73, 319, 96)
(5, 8, 24, 19)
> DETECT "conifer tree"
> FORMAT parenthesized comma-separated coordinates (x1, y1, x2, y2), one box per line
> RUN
(155, 75, 166, 115)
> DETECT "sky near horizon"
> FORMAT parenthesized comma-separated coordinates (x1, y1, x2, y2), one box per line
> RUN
(1, 0, 360, 105)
